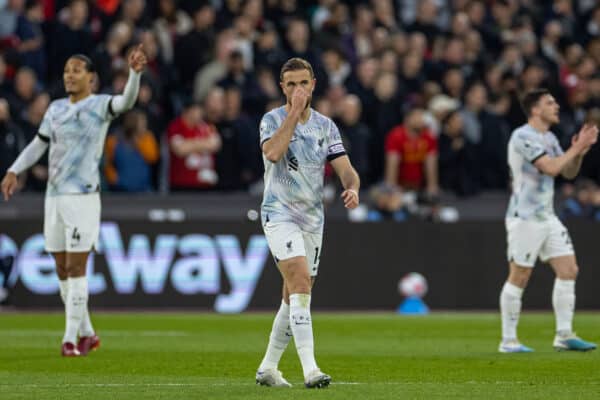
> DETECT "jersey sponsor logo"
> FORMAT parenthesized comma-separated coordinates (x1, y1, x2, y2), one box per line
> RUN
(288, 155, 299, 171)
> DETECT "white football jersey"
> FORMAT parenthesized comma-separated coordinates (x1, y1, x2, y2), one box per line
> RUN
(39, 94, 114, 196)
(260, 106, 346, 233)
(506, 124, 564, 221)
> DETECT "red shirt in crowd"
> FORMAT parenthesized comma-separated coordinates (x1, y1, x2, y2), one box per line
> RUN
(385, 125, 437, 189)
(167, 117, 218, 189)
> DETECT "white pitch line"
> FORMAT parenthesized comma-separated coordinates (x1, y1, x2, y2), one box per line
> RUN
(3, 381, 597, 389)
(0, 329, 189, 337)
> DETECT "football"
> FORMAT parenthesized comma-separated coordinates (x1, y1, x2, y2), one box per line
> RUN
(398, 272, 428, 298)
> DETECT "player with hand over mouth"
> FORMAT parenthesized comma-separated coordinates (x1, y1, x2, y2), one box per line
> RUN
(255, 58, 360, 388)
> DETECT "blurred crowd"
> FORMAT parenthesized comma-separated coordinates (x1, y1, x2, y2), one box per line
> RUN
(1, 0, 600, 217)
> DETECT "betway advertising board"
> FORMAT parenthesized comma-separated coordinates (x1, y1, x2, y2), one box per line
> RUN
(3, 221, 600, 310)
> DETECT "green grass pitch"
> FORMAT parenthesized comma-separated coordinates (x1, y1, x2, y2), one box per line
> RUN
(1, 312, 599, 399)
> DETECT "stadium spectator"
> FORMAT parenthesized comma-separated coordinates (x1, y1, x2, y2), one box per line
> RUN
(215, 86, 256, 190)
(321, 47, 351, 88)
(6, 66, 37, 115)
(0, 0, 600, 199)
(462, 82, 511, 190)
(91, 21, 133, 90)
(384, 108, 439, 195)
(174, 2, 215, 91)
(425, 94, 459, 137)
(367, 182, 406, 222)
(104, 110, 159, 192)
(438, 110, 478, 197)
(0, 98, 25, 180)
(345, 56, 378, 122)
(153, 0, 192, 65)
(193, 29, 235, 102)
(47, 0, 94, 81)
(0, 0, 22, 39)
(216, 49, 261, 113)
(336, 94, 370, 183)
(14, 0, 45, 79)
(167, 101, 221, 191)
(254, 22, 287, 76)
(119, 0, 150, 30)
(367, 71, 403, 184)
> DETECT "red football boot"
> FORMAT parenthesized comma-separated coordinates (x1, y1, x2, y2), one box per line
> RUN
(61, 342, 81, 357)
(77, 334, 101, 355)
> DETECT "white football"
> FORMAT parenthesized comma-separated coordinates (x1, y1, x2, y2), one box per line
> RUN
(398, 272, 428, 298)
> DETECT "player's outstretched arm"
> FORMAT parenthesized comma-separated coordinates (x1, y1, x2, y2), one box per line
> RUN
(262, 88, 308, 162)
(1, 135, 49, 201)
(561, 124, 599, 179)
(110, 44, 147, 116)
(535, 124, 597, 177)
(331, 155, 360, 209)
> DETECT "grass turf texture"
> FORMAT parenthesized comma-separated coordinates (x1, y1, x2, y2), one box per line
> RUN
(1, 312, 599, 399)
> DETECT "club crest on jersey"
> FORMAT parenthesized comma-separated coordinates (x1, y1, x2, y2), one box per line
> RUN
(318, 138, 324, 147)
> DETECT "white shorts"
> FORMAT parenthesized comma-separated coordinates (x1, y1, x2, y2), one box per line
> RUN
(263, 221, 323, 277)
(506, 217, 574, 267)
(44, 193, 101, 253)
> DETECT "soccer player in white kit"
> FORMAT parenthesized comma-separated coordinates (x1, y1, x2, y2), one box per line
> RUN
(255, 58, 360, 388)
(499, 89, 598, 353)
(1, 46, 147, 356)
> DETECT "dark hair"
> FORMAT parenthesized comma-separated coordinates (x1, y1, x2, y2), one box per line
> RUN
(279, 58, 314, 82)
(520, 88, 551, 117)
(68, 54, 96, 73)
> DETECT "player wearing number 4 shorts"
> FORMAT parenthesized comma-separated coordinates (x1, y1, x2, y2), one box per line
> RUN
(255, 58, 360, 388)
(1, 46, 147, 356)
(499, 89, 598, 353)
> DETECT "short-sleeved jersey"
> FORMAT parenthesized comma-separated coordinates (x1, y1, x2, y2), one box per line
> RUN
(39, 94, 114, 196)
(260, 106, 346, 234)
(506, 124, 564, 221)
(384, 125, 437, 189)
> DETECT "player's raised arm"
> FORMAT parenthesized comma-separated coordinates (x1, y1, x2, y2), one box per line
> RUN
(534, 124, 597, 177)
(261, 87, 308, 162)
(560, 124, 599, 179)
(108, 44, 147, 117)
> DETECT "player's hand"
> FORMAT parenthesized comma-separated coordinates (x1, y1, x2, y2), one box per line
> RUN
(341, 189, 359, 209)
(290, 87, 309, 113)
(1, 172, 18, 202)
(128, 44, 147, 73)
(573, 124, 598, 154)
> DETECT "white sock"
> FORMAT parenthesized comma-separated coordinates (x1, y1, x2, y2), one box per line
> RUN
(62, 277, 88, 344)
(61, 278, 95, 337)
(58, 279, 68, 305)
(289, 293, 318, 377)
(552, 279, 575, 335)
(258, 300, 292, 371)
(79, 307, 95, 337)
(500, 281, 524, 341)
